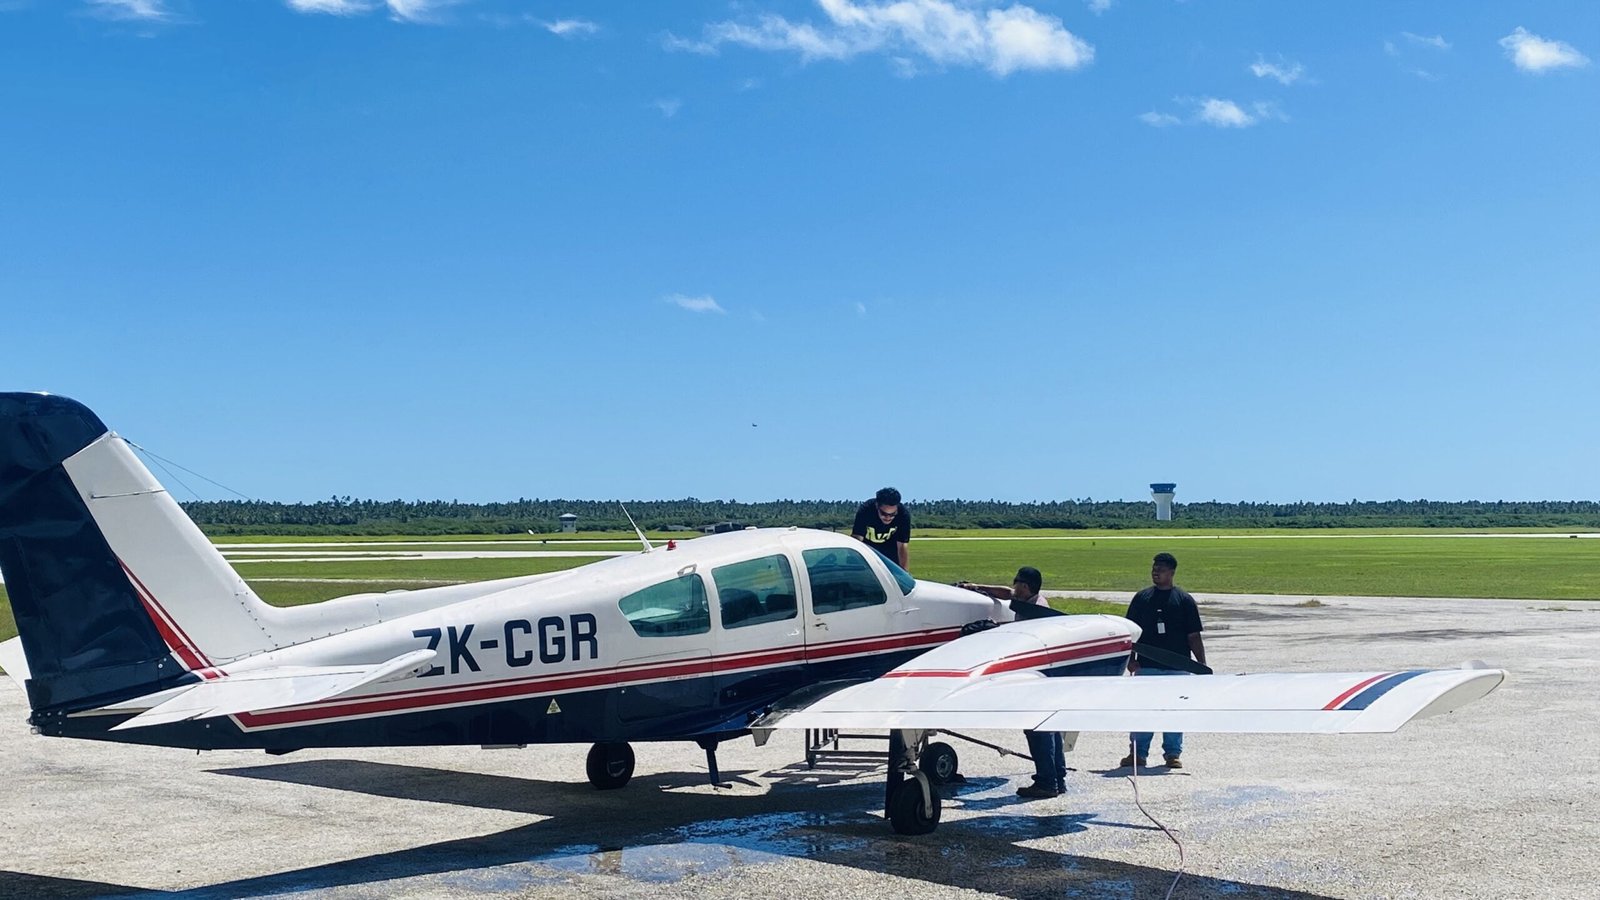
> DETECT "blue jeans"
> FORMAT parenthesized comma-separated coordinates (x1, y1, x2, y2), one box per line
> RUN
(1025, 729, 1066, 791)
(1131, 667, 1190, 759)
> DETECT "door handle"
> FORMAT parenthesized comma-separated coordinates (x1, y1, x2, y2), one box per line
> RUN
(811, 620, 829, 630)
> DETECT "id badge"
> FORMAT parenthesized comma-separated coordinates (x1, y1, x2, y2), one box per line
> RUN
(1157, 621, 1167, 635)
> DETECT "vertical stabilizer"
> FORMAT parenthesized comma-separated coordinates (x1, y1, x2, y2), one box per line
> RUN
(0, 393, 277, 715)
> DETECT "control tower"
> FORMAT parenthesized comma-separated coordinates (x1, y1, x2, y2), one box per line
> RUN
(1150, 483, 1177, 521)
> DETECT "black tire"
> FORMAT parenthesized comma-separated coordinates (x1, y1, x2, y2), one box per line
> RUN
(888, 779, 941, 835)
(919, 742, 960, 784)
(585, 742, 635, 790)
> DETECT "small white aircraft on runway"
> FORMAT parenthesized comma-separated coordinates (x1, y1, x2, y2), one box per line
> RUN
(0, 393, 1504, 834)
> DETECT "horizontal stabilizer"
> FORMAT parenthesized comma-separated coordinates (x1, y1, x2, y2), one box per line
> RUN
(771, 667, 1505, 735)
(0, 637, 31, 689)
(110, 648, 436, 731)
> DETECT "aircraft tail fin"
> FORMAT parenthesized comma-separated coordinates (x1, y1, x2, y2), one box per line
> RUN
(0, 393, 278, 717)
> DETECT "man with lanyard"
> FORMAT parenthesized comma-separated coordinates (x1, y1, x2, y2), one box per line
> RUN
(851, 486, 910, 571)
(957, 567, 1066, 798)
(1121, 552, 1206, 770)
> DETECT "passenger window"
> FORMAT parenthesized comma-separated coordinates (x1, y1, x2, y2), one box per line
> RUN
(803, 548, 888, 614)
(618, 574, 710, 637)
(712, 554, 798, 630)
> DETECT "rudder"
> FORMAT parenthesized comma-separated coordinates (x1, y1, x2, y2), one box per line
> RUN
(0, 393, 196, 714)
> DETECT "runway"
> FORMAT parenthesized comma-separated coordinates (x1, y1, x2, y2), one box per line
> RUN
(2, 593, 1595, 899)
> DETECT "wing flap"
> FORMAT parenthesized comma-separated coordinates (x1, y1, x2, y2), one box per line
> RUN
(771, 667, 1505, 735)
(110, 648, 436, 730)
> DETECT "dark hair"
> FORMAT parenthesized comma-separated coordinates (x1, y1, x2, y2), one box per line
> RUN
(1014, 566, 1042, 592)
(1152, 552, 1178, 570)
(875, 487, 902, 506)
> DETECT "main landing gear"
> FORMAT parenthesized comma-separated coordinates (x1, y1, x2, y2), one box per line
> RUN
(585, 741, 635, 790)
(885, 729, 947, 835)
(585, 736, 731, 790)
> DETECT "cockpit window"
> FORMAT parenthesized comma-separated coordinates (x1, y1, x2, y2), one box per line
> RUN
(880, 554, 916, 595)
(618, 574, 710, 637)
(712, 554, 798, 630)
(803, 547, 888, 614)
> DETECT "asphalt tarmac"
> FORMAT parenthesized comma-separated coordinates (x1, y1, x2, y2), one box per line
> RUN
(3, 592, 1596, 900)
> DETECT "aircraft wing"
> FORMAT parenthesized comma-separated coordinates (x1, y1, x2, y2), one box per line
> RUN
(762, 620, 1504, 735)
(108, 648, 436, 731)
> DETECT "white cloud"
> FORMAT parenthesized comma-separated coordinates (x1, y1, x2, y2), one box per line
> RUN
(672, 0, 1093, 78)
(1500, 27, 1590, 73)
(1197, 97, 1255, 128)
(855, 302, 868, 317)
(1138, 110, 1180, 127)
(1086, 0, 1111, 14)
(1142, 97, 1282, 129)
(87, 0, 169, 20)
(544, 18, 599, 38)
(385, 0, 457, 23)
(668, 294, 724, 314)
(1402, 32, 1450, 50)
(1249, 55, 1304, 85)
(661, 33, 719, 55)
(653, 97, 682, 118)
(1251, 100, 1287, 122)
(288, 0, 373, 15)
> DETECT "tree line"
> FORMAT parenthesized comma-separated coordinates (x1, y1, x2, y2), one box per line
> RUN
(180, 496, 1600, 536)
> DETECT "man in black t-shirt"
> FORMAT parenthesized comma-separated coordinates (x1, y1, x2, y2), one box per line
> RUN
(1120, 552, 1205, 770)
(851, 486, 910, 570)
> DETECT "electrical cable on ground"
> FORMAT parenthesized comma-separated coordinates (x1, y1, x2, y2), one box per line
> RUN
(1126, 737, 1185, 900)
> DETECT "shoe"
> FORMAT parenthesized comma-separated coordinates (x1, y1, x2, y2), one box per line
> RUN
(1164, 755, 1182, 769)
(1016, 783, 1062, 799)
(1053, 783, 1067, 794)
(1118, 754, 1148, 769)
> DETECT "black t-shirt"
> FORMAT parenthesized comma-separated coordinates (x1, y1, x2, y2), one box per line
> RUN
(1125, 586, 1203, 669)
(851, 500, 910, 564)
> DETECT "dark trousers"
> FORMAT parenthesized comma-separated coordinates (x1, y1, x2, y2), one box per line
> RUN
(1024, 730, 1065, 791)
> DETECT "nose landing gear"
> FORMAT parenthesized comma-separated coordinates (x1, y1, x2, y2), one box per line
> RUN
(885, 729, 944, 835)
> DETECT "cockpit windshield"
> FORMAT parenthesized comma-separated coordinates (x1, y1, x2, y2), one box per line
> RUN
(879, 555, 917, 595)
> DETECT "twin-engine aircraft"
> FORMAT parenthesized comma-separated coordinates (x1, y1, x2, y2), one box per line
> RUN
(0, 393, 1504, 835)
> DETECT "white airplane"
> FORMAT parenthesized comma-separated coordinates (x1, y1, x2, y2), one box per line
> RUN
(0, 393, 1504, 835)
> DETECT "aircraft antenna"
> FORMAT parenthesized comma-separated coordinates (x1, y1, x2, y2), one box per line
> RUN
(621, 504, 653, 553)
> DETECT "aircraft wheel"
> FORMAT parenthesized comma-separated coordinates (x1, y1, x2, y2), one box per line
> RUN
(888, 779, 941, 835)
(919, 741, 959, 784)
(586, 741, 635, 790)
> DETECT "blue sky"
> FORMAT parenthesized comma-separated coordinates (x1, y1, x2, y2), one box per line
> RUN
(3, 1, 1596, 504)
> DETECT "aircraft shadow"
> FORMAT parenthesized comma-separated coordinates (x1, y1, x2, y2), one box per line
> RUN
(74, 759, 1353, 899)
(0, 871, 146, 899)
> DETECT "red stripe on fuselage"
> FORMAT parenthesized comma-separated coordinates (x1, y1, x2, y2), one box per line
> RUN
(234, 626, 967, 729)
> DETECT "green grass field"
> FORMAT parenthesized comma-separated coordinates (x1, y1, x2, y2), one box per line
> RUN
(2, 529, 1596, 648)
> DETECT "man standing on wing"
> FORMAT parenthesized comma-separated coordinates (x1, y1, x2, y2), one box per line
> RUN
(851, 486, 910, 571)
(1121, 552, 1206, 770)
(958, 566, 1066, 798)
